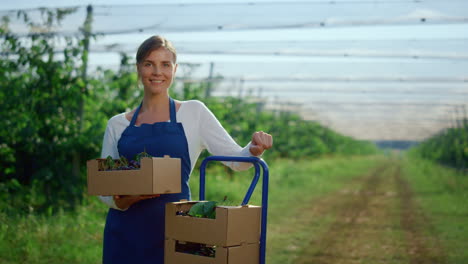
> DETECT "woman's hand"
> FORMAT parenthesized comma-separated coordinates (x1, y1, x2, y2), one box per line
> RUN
(113, 194, 160, 210)
(249, 131, 273, 156)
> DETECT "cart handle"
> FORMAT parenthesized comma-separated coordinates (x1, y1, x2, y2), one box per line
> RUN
(199, 156, 269, 264)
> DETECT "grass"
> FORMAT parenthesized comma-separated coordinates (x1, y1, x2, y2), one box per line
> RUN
(252, 156, 384, 264)
(2, 154, 466, 263)
(400, 153, 468, 264)
(0, 155, 381, 264)
(0, 199, 106, 264)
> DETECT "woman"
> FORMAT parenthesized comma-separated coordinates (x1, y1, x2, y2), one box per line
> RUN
(99, 35, 272, 264)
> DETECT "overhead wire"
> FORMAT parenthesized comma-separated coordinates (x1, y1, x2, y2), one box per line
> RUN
(3, 1, 468, 36)
(178, 76, 468, 83)
(2, 0, 468, 12)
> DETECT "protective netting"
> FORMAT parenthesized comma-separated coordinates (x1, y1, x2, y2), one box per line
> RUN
(1, 1, 467, 140)
(2, 1, 468, 35)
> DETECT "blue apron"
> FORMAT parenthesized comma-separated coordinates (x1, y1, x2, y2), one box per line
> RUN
(103, 98, 191, 264)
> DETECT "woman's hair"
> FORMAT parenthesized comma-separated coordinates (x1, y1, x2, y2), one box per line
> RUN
(136, 35, 177, 64)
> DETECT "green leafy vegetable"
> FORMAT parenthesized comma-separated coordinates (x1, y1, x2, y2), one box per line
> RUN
(99, 152, 151, 171)
(188, 201, 217, 219)
(105, 156, 114, 170)
(118, 156, 128, 167)
(135, 149, 152, 163)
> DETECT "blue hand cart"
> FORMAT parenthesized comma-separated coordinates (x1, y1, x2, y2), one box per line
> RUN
(199, 156, 269, 264)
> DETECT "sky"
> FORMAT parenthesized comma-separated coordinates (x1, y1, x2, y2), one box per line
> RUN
(2, 0, 467, 141)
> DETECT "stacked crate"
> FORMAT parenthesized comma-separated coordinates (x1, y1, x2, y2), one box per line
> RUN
(165, 201, 261, 264)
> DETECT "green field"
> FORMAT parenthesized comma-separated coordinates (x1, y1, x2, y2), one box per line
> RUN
(1, 155, 467, 264)
(400, 154, 468, 263)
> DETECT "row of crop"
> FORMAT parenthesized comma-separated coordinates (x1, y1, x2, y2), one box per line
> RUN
(410, 120, 468, 171)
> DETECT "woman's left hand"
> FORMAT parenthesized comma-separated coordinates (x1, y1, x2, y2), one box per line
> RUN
(249, 131, 273, 156)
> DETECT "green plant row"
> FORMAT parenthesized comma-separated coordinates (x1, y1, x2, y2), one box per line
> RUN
(410, 120, 468, 171)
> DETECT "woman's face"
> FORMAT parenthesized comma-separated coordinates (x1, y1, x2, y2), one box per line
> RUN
(137, 47, 177, 96)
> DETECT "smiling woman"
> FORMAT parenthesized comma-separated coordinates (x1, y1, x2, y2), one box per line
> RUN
(97, 35, 273, 264)
(136, 37, 178, 97)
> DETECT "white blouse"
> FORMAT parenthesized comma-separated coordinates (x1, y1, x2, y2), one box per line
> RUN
(99, 100, 257, 210)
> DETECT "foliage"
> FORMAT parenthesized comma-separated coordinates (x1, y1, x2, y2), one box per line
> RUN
(98, 152, 154, 171)
(410, 118, 468, 171)
(187, 201, 217, 219)
(0, 8, 94, 212)
(0, 8, 142, 213)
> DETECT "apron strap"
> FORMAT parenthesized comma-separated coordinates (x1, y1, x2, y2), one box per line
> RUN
(130, 102, 143, 126)
(130, 98, 176, 126)
(169, 97, 177, 123)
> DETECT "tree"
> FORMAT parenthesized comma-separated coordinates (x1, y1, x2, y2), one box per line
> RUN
(0, 7, 96, 212)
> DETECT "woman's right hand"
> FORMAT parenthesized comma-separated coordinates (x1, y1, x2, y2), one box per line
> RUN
(113, 194, 160, 210)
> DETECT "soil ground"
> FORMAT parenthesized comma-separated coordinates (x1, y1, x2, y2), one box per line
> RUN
(294, 162, 446, 264)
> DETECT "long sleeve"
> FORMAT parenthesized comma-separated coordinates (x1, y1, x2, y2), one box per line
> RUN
(196, 101, 258, 171)
(100, 117, 120, 159)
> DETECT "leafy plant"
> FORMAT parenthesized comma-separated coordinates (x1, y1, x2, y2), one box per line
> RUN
(98, 153, 150, 171)
(411, 117, 467, 171)
(188, 201, 217, 219)
(135, 149, 152, 163)
(118, 155, 129, 167)
(104, 156, 115, 170)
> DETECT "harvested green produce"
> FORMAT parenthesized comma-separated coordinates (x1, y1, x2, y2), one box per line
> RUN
(135, 150, 152, 162)
(188, 201, 217, 219)
(174, 201, 219, 219)
(98, 151, 153, 171)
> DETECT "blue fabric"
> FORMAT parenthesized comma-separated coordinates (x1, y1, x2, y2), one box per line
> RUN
(103, 98, 191, 264)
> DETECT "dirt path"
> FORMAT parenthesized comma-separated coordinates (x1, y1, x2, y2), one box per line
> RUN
(294, 162, 446, 264)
